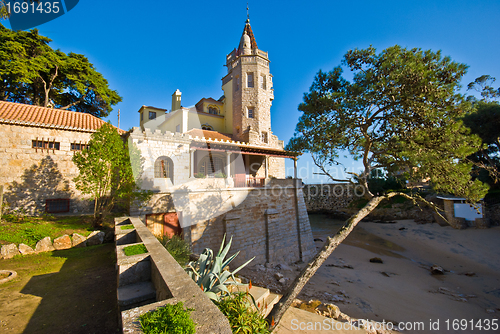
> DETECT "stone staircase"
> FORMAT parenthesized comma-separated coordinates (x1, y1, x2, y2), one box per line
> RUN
(230, 280, 281, 317)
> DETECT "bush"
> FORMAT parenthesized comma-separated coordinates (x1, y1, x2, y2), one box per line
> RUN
(123, 244, 148, 256)
(194, 172, 206, 178)
(215, 292, 270, 334)
(158, 235, 191, 265)
(139, 302, 196, 334)
(214, 172, 227, 178)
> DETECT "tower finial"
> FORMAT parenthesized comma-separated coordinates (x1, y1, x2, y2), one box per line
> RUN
(246, 2, 250, 23)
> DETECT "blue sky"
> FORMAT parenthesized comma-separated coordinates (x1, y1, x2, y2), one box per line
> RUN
(3, 0, 500, 183)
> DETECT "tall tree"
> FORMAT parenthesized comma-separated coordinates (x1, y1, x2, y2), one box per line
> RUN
(267, 45, 489, 329)
(0, 23, 121, 118)
(73, 124, 148, 226)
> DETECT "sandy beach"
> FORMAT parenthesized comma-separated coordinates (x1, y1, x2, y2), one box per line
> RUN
(299, 215, 500, 333)
(242, 214, 500, 333)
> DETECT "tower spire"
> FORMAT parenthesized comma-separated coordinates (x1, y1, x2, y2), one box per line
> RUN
(246, 2, 249, 23)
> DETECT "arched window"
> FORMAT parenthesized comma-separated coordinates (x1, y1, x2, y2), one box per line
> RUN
(208, 105, 219, 115)
(198, 154, 225, 177)
(154, 156, 174, 182)
(201, 123, 213, 131)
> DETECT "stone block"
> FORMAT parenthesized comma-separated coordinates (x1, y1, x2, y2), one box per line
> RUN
(35, 237, 55, 252)
(87, 231, 105, 246)
(53, 235, 72, 250)
(1, 243, 20, 259)
(18, 243, 35, 255)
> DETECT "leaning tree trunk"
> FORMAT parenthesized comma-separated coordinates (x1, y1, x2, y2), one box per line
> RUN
(267, 193, 400, 331)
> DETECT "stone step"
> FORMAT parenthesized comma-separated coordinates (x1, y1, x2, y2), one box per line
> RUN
(259, 292, 281, 317)
(117, 281, 156, 309)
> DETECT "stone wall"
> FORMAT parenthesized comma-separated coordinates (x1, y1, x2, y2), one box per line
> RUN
(0, 123, 93, 214)
(302, 183, 363, 212)
(133, 179, 315, 268)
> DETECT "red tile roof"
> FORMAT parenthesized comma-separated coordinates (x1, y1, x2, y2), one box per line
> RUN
(185, 128, 233, 141)
(0, 100, 124, 133)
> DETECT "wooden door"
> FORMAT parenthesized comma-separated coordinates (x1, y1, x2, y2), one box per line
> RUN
(164, 212, 181, 238)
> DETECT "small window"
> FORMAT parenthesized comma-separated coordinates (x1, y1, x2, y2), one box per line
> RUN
(71, 143, 88, 151)
(247, 73, 254, 88)
(247, 107, 254, 119)
(45, 198, 70, 213)
(149, 111, 157, 120)
(260, 75, 266, 89)
(261, 132, 268, 143)
(154, 156, 174, 182)
(208, 105, 219, 115)
(32, 140, 60, 151)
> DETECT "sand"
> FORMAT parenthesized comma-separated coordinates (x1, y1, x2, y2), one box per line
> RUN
(296, 215, 500, 333)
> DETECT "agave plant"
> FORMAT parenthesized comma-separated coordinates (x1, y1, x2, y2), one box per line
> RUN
(185, 234, 254, 301)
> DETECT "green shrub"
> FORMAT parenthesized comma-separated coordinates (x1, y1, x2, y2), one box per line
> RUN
(215, 292, 270, 334)
(194, 172, 206, 178)
(120, 225, 134, 230)
(158, 235, 191, 265)
(122, 244, 148, 256)
(214, 172, 227, 178)
(139, 302, 196, 334)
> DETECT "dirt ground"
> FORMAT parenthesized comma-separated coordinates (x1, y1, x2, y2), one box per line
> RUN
(0, 243, 119, 334)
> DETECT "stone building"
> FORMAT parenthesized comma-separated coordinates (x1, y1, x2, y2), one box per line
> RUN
(0, 100, 122, 215)
(129, 19, 315, 266)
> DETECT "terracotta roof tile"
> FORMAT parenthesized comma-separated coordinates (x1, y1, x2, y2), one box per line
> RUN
(0, 101, 124, 133)
(185, 128, 233, 141)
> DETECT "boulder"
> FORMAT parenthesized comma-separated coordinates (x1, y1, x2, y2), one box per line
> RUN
(72, 233, 87, 248)
(86, 231, 105, 246)
(274, 272, 284, 280)
(53, 235, 72, 250)
(276, 263, 293, 271)
(1, 244, 20, 259)
(35, 237, 55, 252)
(370, 257, 383, 263)
(431, 265, 445, 275)
(18, 243, 35, 255)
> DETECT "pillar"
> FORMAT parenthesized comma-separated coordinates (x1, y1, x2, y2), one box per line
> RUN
(190, 149, 196, 177)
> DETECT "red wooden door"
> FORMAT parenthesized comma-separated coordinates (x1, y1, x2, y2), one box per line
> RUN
(164, 212, 181, 238)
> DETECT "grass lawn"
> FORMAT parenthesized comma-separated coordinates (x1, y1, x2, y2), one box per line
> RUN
(0, 243, 119, 334)
(0, 214, 115, 248)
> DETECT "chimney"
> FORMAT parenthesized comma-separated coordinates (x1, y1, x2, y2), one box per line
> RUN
(172, 89, 182, 111)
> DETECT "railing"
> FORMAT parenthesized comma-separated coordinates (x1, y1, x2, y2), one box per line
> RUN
(234, 176, 265, 188)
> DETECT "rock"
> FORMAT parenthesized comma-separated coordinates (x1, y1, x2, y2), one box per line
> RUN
(256, 264, 266, 271)
(18, 243, 35, 255)
(72, 233, 87, 248)
(104, 230, 114, 243)
(35, 237, 55, 253)
(399, 227, 406, 230)
(53, 235, 72, 250)
(431, 265, 445, 275)
(1, 244, 20, 259)
(464, 271, 476, 277)
(370, 257, 383, 263)
(325, 303, 341, 319)
(274, 272, 284, 280)
(265, 262, 275, 269)
(276, 263, 293, 271)
(486, 309, 495, 313)
(278, 277, 287, 285)
(86, 231, 105, 246)
(313, 238, 324, 242)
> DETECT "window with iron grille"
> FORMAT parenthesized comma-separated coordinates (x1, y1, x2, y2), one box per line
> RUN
(71, 143, 88, 151)
(198, 154, 225, 177)
(32, 139, 60, 151)
(45, 198, 70, 213)
(154, 156, 174, 182)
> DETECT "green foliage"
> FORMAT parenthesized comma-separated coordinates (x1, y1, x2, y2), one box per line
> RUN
(0, 23, 121, 117)
(122, 244, 148, 256)
(287, 45, 489, 202)
(467, 75, 500, 103)
(185, 234, 254, 302)
(73, 123, 151, 225)
(215, 292, 270, 334)
(120, 225, 134, 230)
(158, 234, 191, 266)
(139, 302, 196, 334)
(0, 215, 93, 247)
(462, 100, 500, 187)
(194, 172, 206, 178)
(214, 172, 227, 178)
